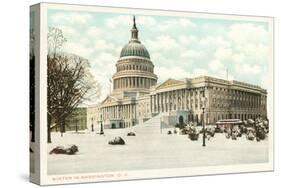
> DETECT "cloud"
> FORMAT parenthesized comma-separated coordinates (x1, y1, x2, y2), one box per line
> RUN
(145, 35, 179, 52)
(155, 66, 189, 82)
(156, 18, 196, 32)
(234, 43, 270, 65)
(234, 63, 262, 75)
(138, 16, 156, 27)
(91, 52, 116, 69)
(201, 23, 227, 36)
(56, 26, 79, 38)
(191, 68, 208, 77)
(180, 50, 203, 59)
(105, 15, 131, 29)
(260, 71, 270, 89)
(214, 48, 233, 61)
(178, 35, 197, 45)
(227, 23, 269, 45)
(199, 36, 231, 49)
(93, 40, 117, 52)
(90, 52, 117, 100)
(63, 42, 93, 58)
(208, 60, 225, 72)
(86, 26, 103, 39)
(50, 12, 93, 26)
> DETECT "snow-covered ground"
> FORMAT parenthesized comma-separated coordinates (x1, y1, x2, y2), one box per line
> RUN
(47, 126, 268, 175)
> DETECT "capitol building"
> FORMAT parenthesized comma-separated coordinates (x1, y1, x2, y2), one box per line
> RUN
(87, 17, 267, 130)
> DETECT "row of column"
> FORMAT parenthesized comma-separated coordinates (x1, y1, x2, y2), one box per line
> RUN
(210, 89, 265, 110)
(232, 93, 261, 108)
(187, 113, 210, 124)
(114, 77, 155, 89)
(117, 64, 153, 72)
(151, 88, 207, 113)
(101, 104, 136, 121)
(150, 88, 265, 116)
(101, 106, 119, 120)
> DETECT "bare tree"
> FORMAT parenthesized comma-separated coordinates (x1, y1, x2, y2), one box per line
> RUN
(47, 27, 100, 143)
(47, 27, 67, 57)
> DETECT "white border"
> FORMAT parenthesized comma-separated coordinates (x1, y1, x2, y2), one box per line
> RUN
(38, 3, 274, 185)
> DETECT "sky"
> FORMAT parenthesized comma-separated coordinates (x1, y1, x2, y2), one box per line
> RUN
(47, 9, 271, 103)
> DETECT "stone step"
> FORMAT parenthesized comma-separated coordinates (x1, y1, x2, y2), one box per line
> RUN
(128, 114, 163, 134)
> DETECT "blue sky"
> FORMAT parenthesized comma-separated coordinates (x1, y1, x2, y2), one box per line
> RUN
(47, 9, 271, 102)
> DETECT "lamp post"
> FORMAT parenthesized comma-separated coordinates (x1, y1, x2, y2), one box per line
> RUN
(100, 114, 104, 135)
(201, 96, 207, 147)
(91, 117, 94, 132)
(75, 119, 78, 133)
(202, 106, 206, 147)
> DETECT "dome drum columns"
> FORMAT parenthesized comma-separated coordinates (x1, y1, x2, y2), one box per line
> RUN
(113, 77, 157, 90)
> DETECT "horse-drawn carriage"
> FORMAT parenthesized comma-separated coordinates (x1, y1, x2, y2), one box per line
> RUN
(216, 119, 243, 140)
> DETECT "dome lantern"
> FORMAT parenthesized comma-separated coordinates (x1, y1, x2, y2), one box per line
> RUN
(131, 16, 139, 42)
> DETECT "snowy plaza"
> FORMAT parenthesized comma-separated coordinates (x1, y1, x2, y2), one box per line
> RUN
(47, 124, 269, 175)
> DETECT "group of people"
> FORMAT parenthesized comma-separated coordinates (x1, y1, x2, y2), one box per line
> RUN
(174, 117, 269, 142)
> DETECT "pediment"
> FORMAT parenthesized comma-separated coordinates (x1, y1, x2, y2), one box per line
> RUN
(101, 96, 118, 105)
(156, 79, 184, 90)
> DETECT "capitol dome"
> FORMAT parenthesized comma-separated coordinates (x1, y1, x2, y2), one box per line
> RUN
(112, 16, 157, 93)
(120, 42, 150, 59)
